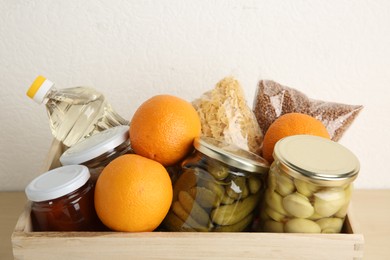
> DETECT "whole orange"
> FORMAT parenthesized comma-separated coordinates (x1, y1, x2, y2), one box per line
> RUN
(262, 113, 330, 163)
(94, 154, 173, 232)
(130, 95, 201, 166)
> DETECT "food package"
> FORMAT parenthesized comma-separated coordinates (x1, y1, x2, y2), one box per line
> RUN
(253, 80, 363, 141)
(193, 77, 263, 155)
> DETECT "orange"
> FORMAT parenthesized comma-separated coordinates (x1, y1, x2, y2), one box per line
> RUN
(130, 94, 201, 166)
(262, 113, 330, 163)
(94, 154, 173, 232)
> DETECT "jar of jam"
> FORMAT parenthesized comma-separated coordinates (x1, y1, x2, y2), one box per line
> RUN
(260, 135, 360, 233)
(25, 165, 104, 231)
(164, 136, 269, 232)
(60, 125, 131, 182)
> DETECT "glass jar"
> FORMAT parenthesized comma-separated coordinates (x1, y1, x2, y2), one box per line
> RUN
(59, 125, 132, 182)
(25, 165, 105, 231)
(164, 136, 269, 232)
(260, 135, 360, 233)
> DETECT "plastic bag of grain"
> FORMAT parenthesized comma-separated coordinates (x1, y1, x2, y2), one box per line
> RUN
(193, 77, 263, 155)
(253, 80, 363, 141)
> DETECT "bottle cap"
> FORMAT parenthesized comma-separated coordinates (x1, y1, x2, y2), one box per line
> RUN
(60, 126, 130, 165)
(25, 165, 90, 202)
(26, 75, 54, 104)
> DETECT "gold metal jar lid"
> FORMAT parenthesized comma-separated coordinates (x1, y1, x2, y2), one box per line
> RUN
(193, 137, 269, 174)
(273, 135, 360, 186)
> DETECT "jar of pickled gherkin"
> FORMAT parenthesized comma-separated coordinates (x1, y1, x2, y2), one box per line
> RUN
(163, 136, 269, 232)
(260, 135, 359, 233)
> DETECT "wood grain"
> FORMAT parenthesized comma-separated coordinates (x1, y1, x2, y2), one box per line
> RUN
(12, 230, 363, 260)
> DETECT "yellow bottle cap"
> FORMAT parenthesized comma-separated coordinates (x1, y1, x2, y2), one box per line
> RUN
(26, 75, 54, 103)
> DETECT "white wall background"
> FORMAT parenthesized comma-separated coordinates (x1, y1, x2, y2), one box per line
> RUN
(1, 0, 389, 191)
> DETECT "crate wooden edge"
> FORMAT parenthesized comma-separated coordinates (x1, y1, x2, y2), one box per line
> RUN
(11, 209, 364, 260)
(11, 139, 365, 259)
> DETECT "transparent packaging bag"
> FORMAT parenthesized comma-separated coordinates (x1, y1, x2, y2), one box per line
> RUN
(193, 77, 263, 155)
(253, 80, 363, 141)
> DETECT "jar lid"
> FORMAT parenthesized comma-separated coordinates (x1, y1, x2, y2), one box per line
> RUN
(193, 137, 269, 174)
(25, 165, 90, 202)
(273, 135, 360, 186)
(60, 125, 130, 165)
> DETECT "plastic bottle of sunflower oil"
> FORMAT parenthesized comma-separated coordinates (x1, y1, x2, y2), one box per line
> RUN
(26, 75, 129, 147)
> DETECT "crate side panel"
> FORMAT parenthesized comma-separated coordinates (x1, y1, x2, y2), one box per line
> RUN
(12, 232, 363, 260)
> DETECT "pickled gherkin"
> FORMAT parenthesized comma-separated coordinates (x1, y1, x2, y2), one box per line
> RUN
(164, 137, 269, 232)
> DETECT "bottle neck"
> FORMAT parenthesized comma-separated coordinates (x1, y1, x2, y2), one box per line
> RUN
(41, 86, 57, 104)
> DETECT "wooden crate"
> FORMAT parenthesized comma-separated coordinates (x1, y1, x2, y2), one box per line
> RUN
(12, 140, 364, 260)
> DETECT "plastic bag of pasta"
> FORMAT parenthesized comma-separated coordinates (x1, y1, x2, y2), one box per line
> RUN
(253, 80, 363, 141)
(193, 77, 263, 155)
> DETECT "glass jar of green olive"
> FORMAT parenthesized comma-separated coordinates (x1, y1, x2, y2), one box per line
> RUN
(163, 136, 269, 232)
(260, 135, 359, 233)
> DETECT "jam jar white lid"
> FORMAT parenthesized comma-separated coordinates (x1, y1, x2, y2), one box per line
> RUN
(25, 165, 90, 202)
(60, 125, 129, 165)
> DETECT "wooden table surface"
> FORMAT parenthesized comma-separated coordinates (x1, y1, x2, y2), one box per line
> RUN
(1, 190, 390, 259)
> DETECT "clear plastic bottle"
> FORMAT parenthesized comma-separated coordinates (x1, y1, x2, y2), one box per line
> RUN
(26, 75, 129, 147)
